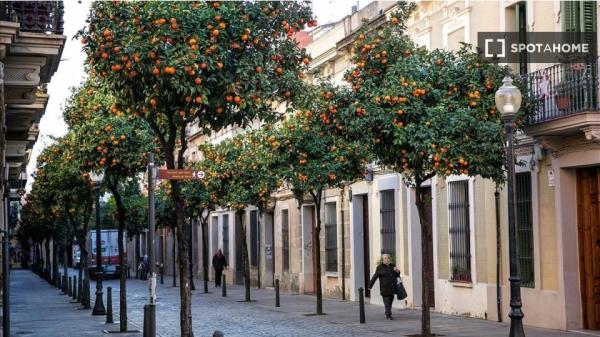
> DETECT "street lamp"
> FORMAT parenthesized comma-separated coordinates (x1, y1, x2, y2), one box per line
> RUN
(495, 76, 525, 337)
(89, 170, 106, 316)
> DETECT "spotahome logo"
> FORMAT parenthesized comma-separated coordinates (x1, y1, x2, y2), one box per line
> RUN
(478, 32, 597, 63)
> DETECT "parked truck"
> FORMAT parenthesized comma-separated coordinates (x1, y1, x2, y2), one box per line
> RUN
(89, 229, 126, 278)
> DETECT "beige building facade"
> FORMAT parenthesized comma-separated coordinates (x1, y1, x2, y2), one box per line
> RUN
(176, 0, 600, 333)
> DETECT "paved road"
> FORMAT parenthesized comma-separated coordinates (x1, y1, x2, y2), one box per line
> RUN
(9, 268, 595, 337)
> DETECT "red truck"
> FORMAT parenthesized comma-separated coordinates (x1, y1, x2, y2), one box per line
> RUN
(89, 229, 126, 278)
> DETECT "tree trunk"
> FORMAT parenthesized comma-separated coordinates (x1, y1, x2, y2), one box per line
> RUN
(201, 217, 208, 293)
(311, 190, 323, 315)
(172, 226, 177, 287)
(52, 239, 58, 285)
(62, 244, 68, 283)
(110, 185, 128, 332)
(415, 180, 432, 337)
(171, 180, 193, 337)
(45, 241, 50, 279)
(238, 210, 251, 301)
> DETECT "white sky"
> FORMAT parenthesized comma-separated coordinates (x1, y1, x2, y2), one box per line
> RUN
(26, 0, 374, 185)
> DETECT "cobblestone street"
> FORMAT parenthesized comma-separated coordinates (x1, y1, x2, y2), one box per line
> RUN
(17, 268, 583, 337)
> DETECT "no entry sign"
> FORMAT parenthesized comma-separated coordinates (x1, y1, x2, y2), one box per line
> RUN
(157, 169, 205, 180)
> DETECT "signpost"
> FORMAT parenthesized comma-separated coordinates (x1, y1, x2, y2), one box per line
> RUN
(157, 169, 205, 180)
(144, 164, 204, 337)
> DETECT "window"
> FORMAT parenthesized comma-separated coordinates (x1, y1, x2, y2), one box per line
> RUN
(325, 202, 338, 272)
(281, 209, 290, 272)
(222, 214, 229, 259)
(250, 210, 259, 267)
(562, 1, 596, 65)
(515, 2, 528, 75)
(448, 180, 471, 282)
(380, 190, 396, 256)
(516, 172, 534, 288)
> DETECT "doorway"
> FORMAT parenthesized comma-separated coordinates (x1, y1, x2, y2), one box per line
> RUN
(422, 186, 435, 307)
(578, 166, 600, 329)
(302, 205, 315, 294)
(235, 214, 244, 285)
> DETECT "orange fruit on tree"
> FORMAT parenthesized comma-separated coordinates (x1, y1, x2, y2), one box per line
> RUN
(150, 98, 157, 107)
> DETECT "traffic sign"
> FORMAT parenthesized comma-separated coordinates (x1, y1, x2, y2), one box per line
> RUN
(157, 169, 205, 180)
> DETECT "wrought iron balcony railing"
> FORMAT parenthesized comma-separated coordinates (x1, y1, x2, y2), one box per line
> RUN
(526, 58, 599, 124)
(0, 1, 64, 34)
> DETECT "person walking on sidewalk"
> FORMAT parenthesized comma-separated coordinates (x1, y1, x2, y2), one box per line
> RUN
(368, 254, 400, 320)
(212, 249, 227, 287)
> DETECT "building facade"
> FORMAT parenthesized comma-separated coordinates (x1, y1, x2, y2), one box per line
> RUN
(176, 0, 599, 332)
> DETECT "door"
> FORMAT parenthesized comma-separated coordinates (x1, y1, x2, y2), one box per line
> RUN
(302, 205, 315, 294)
(362, 195, 371, 297)
(578, 167, 600, 329)
(235, 215, 243, 285)
(422, 186, 435, 307)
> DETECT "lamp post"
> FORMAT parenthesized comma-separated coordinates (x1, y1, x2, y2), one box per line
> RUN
(495, 76, 525, 337)
(90, 170, 106, 316)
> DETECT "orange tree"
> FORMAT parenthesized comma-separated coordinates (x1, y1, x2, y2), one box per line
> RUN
(200, 129, 281, 301)
(78, 2, 314, 333)
(64, 82, 156, 332)
(341, 3, 533, 336)
(270, 84, 370, 314)
(71, 116, 155, 331)
(32, 138, 96, 306)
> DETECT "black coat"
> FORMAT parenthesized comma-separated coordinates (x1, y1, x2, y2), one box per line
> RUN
(368, 263, 399, 296)
(212, 254, 227, 270)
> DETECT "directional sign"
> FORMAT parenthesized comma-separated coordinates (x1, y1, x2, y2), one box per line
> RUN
(157, 169, 205, 180)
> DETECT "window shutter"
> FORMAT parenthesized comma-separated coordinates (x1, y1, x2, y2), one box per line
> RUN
(562, 1, 578, 33)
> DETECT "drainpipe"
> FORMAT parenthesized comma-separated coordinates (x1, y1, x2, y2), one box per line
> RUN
(340, 186, 346, 301)
(495, 190, 502, 322)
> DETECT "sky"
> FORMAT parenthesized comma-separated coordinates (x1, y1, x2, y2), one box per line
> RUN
(25, 0, 375, 187)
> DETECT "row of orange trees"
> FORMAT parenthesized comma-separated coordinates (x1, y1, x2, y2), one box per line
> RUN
(18, 1, 534, 337)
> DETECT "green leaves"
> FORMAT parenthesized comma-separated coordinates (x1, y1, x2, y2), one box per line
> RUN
(342, 5, 534, 185)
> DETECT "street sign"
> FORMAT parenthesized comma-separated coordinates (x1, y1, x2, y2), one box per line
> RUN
(157, 169, 205, 180)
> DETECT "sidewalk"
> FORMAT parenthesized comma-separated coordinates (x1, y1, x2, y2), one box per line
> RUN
(9, 269, 139, 337)
(98, 272, 591, 337)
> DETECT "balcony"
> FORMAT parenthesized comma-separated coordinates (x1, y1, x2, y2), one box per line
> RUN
(524, 59, 600, 142)
(0, 1, 65, 181)
(0, 1, 64, 34)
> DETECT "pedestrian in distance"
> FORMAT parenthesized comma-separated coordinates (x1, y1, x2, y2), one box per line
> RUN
(368, 254, 400, 320)
(212, 330, 224, 337)
(212, 249, 227, 287)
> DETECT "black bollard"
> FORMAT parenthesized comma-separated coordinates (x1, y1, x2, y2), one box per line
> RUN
(83, 279, 91, 309)
(72, 276, 78, 301)
(358, 287, 366, 324)
(78, 278, 83, 303)
(57, 273, 62, 290)
(143, 304, 156, 337)
(63, 275, 67, 294)
(160, 264, 164, 285)
(222, 274, 226, 297)
(68, 276, 72, 297)
(106, 287, 113, 324)
(275, 279, 280, 307)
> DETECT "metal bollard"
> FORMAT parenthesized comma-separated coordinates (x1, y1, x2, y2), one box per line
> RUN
(83, 279, 91, 309)
(275, 279, 280, 307)
(143, 304, 156, 337)
(106, 287, 114, 324)
(78, 277, 83, 303)
(160, 264, 164, 285)
(72, 276, 78, 301)
(222, 274, 226, 297)
(359, 287, 366, 324)
(68, 276, 72, 297)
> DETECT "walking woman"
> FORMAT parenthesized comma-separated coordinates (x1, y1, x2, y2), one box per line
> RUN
(368, 254, 400, 319)
(212, 249, 227, 287)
